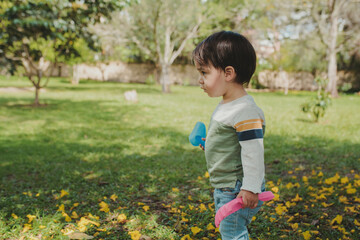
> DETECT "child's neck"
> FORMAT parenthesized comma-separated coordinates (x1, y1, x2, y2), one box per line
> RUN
(222, 83, 248, 104)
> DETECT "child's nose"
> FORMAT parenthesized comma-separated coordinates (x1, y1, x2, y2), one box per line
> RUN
(198, 76, 204, 84)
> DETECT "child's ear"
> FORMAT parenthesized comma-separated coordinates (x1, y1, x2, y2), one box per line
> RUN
(224, 66, 236, 82)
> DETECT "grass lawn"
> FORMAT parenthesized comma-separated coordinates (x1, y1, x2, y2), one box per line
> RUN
(0, 76, 359, 240)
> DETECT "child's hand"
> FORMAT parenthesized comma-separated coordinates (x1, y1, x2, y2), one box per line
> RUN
(237, 190, 258, 209)
(199, 138, 206, 151)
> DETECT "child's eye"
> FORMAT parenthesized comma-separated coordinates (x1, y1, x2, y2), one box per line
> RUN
(201, 71, 206, 75)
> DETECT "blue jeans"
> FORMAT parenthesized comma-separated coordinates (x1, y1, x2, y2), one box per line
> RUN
(214, 180, 265, 240)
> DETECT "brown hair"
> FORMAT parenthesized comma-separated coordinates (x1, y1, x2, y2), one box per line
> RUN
(192, 31, 257, 85)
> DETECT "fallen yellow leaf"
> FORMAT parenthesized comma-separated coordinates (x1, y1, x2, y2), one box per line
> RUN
(129, 230, 141, 240)
(191, 226, 202, 236)
(99, 201, 110, 213)
(60, 189, 69, 198)
(117, 214, 127, 223)
(330, 215, 343, 225)
(27, 214, 36, 223)
(110, 194, 118, 201)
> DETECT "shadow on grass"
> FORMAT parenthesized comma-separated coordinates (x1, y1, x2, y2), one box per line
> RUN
(0, 94, 359, 229)
(265, 134, 360, 178)
(0, 127, 204, 217)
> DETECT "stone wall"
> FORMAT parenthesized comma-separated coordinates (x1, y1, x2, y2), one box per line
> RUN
(258, 70, 359, 91)
(49, 61, 358, 90)
(67, 62, 199, 85)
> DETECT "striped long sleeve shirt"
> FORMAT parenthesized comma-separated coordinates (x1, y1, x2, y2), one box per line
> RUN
(205, 95, 265, 193)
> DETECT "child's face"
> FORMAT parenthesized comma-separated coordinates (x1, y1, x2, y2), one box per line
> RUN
(195, 62, 227, 98)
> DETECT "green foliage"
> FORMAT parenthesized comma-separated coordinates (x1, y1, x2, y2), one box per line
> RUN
(0, 0, 128, 69)
(301, 77, 332, 122)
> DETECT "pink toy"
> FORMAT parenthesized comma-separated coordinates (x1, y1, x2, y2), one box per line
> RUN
(215, 191, 274, 227)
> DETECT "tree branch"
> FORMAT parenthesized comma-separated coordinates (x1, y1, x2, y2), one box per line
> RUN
(311, 2, 330, 48)
(169, 18, 202, 65)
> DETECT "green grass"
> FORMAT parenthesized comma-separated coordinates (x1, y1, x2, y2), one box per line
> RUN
(0, 76, 359, 240)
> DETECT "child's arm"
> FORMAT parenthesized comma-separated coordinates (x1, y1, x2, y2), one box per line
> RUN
(234, 118, 265, 205)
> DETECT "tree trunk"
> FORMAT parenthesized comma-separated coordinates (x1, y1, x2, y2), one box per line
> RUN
(34, 86, 40, 106)
(326, 6, 339, 98)
(72, 64, 80, 84)
(160, 63, 171, 93)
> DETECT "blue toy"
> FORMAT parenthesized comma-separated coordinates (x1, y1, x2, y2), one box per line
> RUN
(189, 122, 206, 147)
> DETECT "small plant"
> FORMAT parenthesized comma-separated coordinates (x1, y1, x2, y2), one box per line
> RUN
(301, 77, 332, 122)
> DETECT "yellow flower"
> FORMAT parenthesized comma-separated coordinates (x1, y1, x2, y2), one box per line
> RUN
(188, 195, 193, 201)
(188, 204, 194, 210)
(199, 203, 207, 212)
(172, 188, 180, 192)
(62, 212, 72, 222)
(39, 225, 46, 229)
(275, 204, 287, 215)
(354, 219, 360, 226)
(99, 201, 110, 213)
(57, 204, 65, 212)
(354, 179, 360, 187)
(181, 235, 192, 240)
(346, 188, 356, 194)
(77, 217, 100, 232)
(204, 171, 210, 178)
(344, 206, 356, 213)
(207, 223, 215, 230)
(321, 202, 333, 207)
(60, 189, 69, 198)
(181, 217, 189, 222)
(271, 186, 279, 193)
(317, 171, 323, 177)
(339, 196, 349, 204)
(27, 214, 36, 223)
(302, 231, 311, 240)
(22, 223, 32, 233)
(129, 231, 141, 240)
(191, 226, 202, 236)
(324, 173, 340, 185)
(330, 215, 343, 225)
(302, 176, 308, 182)
(291, 194, 302, 202)
(273, 193, 280, 201)
(71, 211, 79, 219)
(340, 177, 349, 184)
(290, 223, 298, 231)
(11, 213, 18, 219)
(208, 203, 214, 211)
(88, 213, 99, 220)
(143, 205, 150, 212)
(110, 194, 118, 201)
(286, 183, 293, 189)
(117, 214, 127, 223)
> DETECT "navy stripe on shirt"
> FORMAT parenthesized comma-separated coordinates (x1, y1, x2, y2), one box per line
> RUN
(237, 129, 263, 141)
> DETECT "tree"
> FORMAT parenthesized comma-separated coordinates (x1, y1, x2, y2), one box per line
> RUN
(293, 0, 360, 97)
(96, 0, 203, 93)
(0, 0, 127, 106)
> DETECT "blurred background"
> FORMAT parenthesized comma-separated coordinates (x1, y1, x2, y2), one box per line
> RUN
(1, 0, 359, 101)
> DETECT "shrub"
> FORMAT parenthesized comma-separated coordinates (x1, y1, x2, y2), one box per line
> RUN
(301, 77, 332, 122)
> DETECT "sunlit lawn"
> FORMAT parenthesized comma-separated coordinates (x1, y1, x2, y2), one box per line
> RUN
(0, 76, 359, 240)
